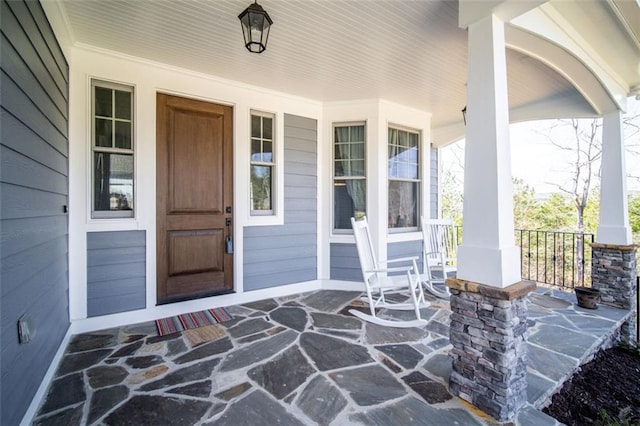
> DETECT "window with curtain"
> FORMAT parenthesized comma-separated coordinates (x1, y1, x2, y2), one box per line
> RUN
(92, 80, 134, 219)
(388, 127, 420, 230)
(333, 123, 366, 231)
(250, 111, 275, 214)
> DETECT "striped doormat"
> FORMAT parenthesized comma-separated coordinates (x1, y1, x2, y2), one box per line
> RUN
(155, 307, 233, 336)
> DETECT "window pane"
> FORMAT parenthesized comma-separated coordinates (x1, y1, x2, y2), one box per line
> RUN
(94, 153, 133, 212)
(114, 90, 131, 119)
(251, 139, 261, 158)
(351, 125, 364, 142)
(350, 142, 364, 159)
(409, 132, 419, 148)
(114, 121, 132, 149)
(335, 127, 349, 143)
(350, 160, 365, 176)
(251, 115, 261, 138)
(335, 143, 349, 161)
(263, 117, 273, 140)
(334, 180, 366, 230)
(95, 118, 112, 147)
(250, 165, 272, 211)
(95, 87, 112, 117)
(334, 160, 346, 177)
(399, 130, 408, 148)
(388, 180, 418, 228)
(262, 141, 272, 162)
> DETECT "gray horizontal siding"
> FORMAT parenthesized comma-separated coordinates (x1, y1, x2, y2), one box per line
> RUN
(330, 243, 362, 281)
(243, 114, 317, 291)
(330, 241, 423, 281)
(87, 231, 147, 317)
(388, 240, 424, 276)
(0, 1, 70, 424)
(388, 240, 423, 259)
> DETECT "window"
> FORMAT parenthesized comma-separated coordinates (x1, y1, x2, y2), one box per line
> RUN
(250, 111, 275, 215)
(91, 80, 134, 219)
(388, 127, 420, 230)
(333, 123, 366, 231)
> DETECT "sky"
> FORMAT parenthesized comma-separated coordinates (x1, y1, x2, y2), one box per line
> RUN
(442, 97, 640, 196)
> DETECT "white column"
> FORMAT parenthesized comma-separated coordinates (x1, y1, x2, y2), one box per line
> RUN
(597, 110, 632, 245)
(457, 14, 521, 287)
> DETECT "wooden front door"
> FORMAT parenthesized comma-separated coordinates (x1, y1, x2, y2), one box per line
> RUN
(156, 94, 233, 304)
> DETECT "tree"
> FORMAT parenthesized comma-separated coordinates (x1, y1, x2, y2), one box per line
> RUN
(536, 193, 574, 231)
(539, 102, 639, 283)
(513, 178, 540, 229)
(630, 195, 640, 235)
(543, 118, 601, 234)
(441, 141, 464, 226)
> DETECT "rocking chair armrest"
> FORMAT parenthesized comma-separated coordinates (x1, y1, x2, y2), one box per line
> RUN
(382, 256, 419, 264)
(365, 266, 412, 274)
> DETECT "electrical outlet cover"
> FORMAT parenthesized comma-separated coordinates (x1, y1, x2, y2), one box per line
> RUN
(18, 315, 32, 344)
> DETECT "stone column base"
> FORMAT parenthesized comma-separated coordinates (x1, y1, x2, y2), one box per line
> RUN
(446, 278, 536, 422)
(591, 243, 638, 346)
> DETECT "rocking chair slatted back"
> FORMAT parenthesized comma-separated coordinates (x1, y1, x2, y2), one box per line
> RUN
(422, 218, 458, 273)
(351, 216, 379, 286)
(349, 216, 429, 328)
(420, 217, 456, 299)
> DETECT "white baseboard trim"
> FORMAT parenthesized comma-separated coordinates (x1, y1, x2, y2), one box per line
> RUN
(319, 279, 363, 291)
(70, 280, 326, 334)
(20, 326, 74, 426)
(70, 279, 364, 334)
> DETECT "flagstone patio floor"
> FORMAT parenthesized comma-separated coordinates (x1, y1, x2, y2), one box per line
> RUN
(32, 287, 632, 425)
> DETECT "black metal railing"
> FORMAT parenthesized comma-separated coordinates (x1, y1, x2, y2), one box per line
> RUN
(516, 229, 594, 288)
(454, 226, 594, 288)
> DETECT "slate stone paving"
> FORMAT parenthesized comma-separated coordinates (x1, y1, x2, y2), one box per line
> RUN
(32, 288, 631, 425)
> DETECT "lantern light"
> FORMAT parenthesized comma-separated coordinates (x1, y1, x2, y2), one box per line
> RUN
(238, 1, 273, 54)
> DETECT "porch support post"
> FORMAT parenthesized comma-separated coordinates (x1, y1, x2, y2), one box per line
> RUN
(447, 14, 534, 424)
(457, 14, 521, 287)
(597, 110, 632, 245)
(593, 111, 636, 345)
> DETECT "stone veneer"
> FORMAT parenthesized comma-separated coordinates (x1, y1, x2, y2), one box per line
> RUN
(446, 278, 536, 423)
(591, 243, 638, 345)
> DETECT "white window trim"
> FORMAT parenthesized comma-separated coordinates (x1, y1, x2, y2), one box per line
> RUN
(245, 109, 284, 226)
(331, 121, 367, 235)
(387, 124, 422, 233)
(89, 78, 136, 221)
(249, 110, 276, 216)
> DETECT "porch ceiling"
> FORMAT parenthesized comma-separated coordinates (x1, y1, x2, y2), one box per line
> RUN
(52, 0, 636, 146)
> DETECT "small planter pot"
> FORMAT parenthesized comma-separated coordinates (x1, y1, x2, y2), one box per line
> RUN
(574, 286, 600, 309)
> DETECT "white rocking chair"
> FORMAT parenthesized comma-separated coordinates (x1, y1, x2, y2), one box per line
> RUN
(421, 217, 457, 299)
(350, 216, 429, 328)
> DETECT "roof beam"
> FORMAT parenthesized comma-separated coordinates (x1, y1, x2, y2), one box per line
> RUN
(511, 3, 630, 112)
(458, 0, 547, 29)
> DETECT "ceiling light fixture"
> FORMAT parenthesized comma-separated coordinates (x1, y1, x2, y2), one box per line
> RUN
(238, 0, 273, 54)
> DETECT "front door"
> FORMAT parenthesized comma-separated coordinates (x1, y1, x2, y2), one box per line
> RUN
(156, 94, 233, 304)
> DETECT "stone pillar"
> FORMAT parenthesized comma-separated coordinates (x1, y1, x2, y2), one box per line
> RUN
(591, 243, 638, 345)
(447, 278, 536, 422)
